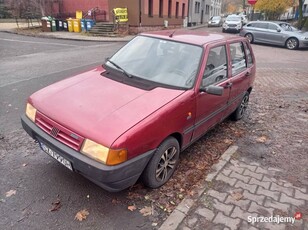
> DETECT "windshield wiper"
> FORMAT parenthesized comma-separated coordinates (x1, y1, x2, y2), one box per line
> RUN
(106, 58, 132, 78)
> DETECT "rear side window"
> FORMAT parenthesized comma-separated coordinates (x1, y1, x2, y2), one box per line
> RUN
(244, 42, 253, 67)
(202, 45, 228, 87)
(230, 42, 247, 76)
(256, 23, 268, 29)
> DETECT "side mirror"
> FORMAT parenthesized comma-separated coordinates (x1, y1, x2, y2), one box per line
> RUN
(276, 28, 281, 32)
(200, 85, 224, 96)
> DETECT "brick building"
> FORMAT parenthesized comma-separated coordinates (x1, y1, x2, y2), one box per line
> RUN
(54, 0, 189, 33)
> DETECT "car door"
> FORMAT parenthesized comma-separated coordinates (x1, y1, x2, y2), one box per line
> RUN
(264, 23, 285, 45)
(192, 44, 231, 141)
(252, 22, 269, 43)
(223, 41, 252, 118)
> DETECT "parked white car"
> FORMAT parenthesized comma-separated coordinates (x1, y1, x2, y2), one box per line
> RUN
(222, 15, 242, 33)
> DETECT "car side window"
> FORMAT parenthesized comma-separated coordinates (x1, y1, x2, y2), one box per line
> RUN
(230, 42, 247, 76)
(243, 42, 253, 67)
(268, 23, 278, 31)
(202, 45, 228, 87)
(255, 23, 268, 29)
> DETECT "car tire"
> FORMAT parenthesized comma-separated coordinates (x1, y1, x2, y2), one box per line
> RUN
(142, 137, 180, 188)
(285, 37, 299, 50)
(231, 91, 249, 121)
(222, 28, 225, 33)
(245, 33, 254, 43)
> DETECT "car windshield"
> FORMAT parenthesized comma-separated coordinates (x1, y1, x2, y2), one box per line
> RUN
(227, 16, 241, 21)
(106, 35, 202, 89)
(212, 16, 220, 20)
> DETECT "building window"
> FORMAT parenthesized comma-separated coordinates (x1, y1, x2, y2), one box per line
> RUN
(168, 0, 172, 18)
(205, 5, 209, 14)
(159, 0, 163, 17)
(195, 1, 200, 14)
(182, 3, 186, 18)
(176, 2, 179, 18)
(148, 0, 153, 17)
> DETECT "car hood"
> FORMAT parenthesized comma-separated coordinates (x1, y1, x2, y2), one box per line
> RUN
(30, 66, 185, 147)
(226, 20, 241, 24)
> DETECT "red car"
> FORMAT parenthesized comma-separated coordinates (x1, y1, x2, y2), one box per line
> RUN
(21, 30, 256, 192)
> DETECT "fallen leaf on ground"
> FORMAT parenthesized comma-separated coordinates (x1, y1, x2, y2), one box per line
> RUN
(127, 205, 136, 211)
(139, 206, 152, 216)
(231, 192, 243, 201)
(224, 139, 233, 145)
(49, 199, 61, 212)
(256, 136, 267, 143)
(75, 209, 89, 221)
(6, 190, 16, 197)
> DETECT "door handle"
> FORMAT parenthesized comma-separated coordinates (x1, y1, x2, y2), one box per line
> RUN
(245, 71, 251, 77)
(224, 82, 232, 88)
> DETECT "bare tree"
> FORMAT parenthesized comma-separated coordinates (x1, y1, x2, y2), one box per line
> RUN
(7, 0, 54, 18)
(298, 0, 304, 29)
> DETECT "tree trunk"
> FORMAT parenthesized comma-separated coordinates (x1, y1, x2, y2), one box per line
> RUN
(298, 0, 304, 29)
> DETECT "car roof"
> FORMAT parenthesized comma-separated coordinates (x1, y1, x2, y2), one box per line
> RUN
(140, 30, 244, 46)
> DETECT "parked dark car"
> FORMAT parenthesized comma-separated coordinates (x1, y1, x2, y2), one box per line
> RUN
(21, 30, 256, 192)
(240, 21, 308, 50)
(208, 16, 223, 27)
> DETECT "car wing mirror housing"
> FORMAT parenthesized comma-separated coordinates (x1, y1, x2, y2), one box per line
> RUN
(200, 85, 223, 96)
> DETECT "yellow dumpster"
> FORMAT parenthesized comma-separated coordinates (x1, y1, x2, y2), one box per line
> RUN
(67, 18, 74, 32)
(73, 19, 81, 32)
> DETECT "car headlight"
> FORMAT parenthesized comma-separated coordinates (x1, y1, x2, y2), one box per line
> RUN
(300, 36, 308, 40)
(81, 139, 127, 165)
(26, 103, 37, 122)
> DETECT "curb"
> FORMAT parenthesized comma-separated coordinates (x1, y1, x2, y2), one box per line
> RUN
(159, 145, 238, 230)
(0, 30, 134, 42)
(0, 24, 207, 42)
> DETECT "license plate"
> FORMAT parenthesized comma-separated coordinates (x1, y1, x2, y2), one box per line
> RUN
(39, 141, 73, 171)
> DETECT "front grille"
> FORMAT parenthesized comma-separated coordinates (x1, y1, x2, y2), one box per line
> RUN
(228, 24, 237, 27)
(35, 111, 84, 151)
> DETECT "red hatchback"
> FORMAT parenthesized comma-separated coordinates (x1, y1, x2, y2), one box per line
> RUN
(21, 30, 256, 192)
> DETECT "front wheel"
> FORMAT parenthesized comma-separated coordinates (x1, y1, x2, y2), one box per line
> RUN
(285, 38, 299, 50)
(142, 137, 180, 188)
(232, 92, 250, 121)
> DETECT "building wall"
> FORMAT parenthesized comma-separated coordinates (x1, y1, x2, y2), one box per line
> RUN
(188, 0, 211, 26)
(110, 0, 189, 33)
(60, 0, 109, 20)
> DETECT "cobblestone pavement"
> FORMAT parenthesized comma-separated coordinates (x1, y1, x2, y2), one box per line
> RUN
(160, 146, 307, 230)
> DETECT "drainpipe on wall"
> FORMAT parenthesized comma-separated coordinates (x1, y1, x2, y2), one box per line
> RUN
(139, 0, 142, 26)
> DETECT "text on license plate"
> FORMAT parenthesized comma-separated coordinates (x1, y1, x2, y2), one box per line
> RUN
(39, 142, 73, 171)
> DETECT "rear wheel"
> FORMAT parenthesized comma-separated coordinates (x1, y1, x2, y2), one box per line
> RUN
(285, 38, 299, 50)
(142, 137, 180, 188)
(232, 92, 250, 121)
(245, 33, 254, 43)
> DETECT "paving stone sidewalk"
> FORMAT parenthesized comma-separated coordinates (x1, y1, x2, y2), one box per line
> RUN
(160, 146, 307, 230)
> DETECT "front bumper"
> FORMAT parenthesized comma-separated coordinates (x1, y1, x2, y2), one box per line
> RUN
(21, 114, 155, 192)
(299, 40, 308, 48)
